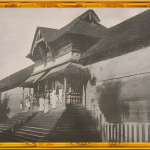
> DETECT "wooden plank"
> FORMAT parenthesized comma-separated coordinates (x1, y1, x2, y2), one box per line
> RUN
(107, 123, 109, 142)
(139, 124, 142, 142)
(133, 123, 137, 142)
(129, 123, 132, 142)
(109, 124, 111, 142)
(123, 124, 125, 142)
(142, 124, 145, 142)
(119, 123, 121, 142)
(127, 124, 129, 142)
(112, 124, 114, 142)
(132, 124, 134, 142)
(124, 123, 127, 142)
(145, 124, 148, 142)
(116, 124, 118, 142)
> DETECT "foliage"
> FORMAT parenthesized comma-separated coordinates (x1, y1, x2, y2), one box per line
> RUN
(97, 81, 129, 123)
(90, 75, 97, 86)
(0, 94, 10, 122)
(84, 67, 91, 81)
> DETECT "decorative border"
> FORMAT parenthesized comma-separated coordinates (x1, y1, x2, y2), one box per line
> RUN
(0, 2, 150, 149)
(0, 2, 150, 7)
(1, 142, 150, 148)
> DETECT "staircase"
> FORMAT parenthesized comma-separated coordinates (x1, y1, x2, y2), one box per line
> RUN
(0, 111, 37, 142)
(12, 106, 65, 142)
(45, 103, 101, 142)
(12, 104, 101, 142)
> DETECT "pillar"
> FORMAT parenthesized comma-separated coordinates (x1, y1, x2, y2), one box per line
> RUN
(29, 88, 31, 94)
(0, 90, 2, 101)
(22, 87, 24, 99)
(82, 84, 85, 107)
(45, 80, 47, 92)
(37, 82, 40, 97)
(64, 77, 67, 106)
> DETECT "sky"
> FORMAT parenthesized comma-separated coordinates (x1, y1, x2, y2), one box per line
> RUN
(0, 8, 149, 80)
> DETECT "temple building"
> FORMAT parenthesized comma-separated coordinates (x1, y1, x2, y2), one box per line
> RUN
(1, 9, 150, 124)
(19, 9, 107, 109)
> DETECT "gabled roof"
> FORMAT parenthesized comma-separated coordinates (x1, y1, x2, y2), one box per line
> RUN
(38, 27, 58, 43)
(29, 9, 107, 55)
(81, 9, 150, 59)
(0, 65, 34, 92)
(30, 27, 58, 56)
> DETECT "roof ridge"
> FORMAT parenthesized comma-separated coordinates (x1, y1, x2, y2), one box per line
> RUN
(109, 9, 150, 30)
(60, 9, 100, 32)
(38, 26, 58, 30)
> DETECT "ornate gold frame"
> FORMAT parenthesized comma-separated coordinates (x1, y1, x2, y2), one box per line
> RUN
(0, 2, 150, 7)
(0, 2, 150, 149)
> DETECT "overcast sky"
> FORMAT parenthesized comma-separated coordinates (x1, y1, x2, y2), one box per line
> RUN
(0, 8, 149, 80)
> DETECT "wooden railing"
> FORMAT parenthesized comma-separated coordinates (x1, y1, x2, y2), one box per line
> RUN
(89, 103, 150, 142)
(101, 122, 149, 142)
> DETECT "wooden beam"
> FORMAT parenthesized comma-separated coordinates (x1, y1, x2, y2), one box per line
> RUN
(35, 37, 44, 45)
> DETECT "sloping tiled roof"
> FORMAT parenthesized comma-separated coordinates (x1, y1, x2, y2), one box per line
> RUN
(41, 62, 87, 81)
(81, 9, 150, 59)
(38, 27, 58, 43)
(30, 27, 58, 55)
(69, 20, 106, 38)
(30, 9, 107, 53)
(0, 65, 34, 92)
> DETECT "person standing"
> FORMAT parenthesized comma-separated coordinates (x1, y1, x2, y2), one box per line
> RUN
(28, 97, 31, 110)
(30, 94, 34, 110)
(51, 90, 57, 109)
(44, 93, 49, 113)
(20, 101, 23, 111)
(59, 86, 63, 104)
(25, 94, 29, 108)
(39, 93, 44, 111)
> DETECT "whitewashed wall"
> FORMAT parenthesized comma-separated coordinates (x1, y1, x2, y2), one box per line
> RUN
(85, 46, 150, 123)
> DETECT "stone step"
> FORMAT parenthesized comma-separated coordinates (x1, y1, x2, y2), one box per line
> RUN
(25, 124, 55, 129)
(21, 126, 50, 131)
(13, 134, 37, 142)
(18, 127, 49, 134)
(14, 131, 46, 140)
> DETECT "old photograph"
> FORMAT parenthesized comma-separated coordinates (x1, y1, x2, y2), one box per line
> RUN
(0, 8, 149, 142)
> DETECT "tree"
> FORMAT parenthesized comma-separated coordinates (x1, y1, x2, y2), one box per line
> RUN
(97, 81, 129, 123)
(0, 93, 10, 122)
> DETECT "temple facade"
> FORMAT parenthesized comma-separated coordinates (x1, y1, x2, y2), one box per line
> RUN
(1, 9, 150, 123)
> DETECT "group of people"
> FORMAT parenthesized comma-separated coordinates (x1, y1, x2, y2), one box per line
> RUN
(20, 94, 37, 111)
(20, 86, 63, 113)
(39, 93, 49, 113)
(39, 88, 63, 113)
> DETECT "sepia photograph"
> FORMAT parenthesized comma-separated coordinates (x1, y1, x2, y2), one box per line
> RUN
(0, 7, 150, 143)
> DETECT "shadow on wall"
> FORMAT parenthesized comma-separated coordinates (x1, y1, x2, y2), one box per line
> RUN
(96, 80, 129, 123)
(0, 93, 11, 122)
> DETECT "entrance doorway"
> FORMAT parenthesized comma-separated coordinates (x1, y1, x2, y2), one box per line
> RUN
(67, 79, 83, 104)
